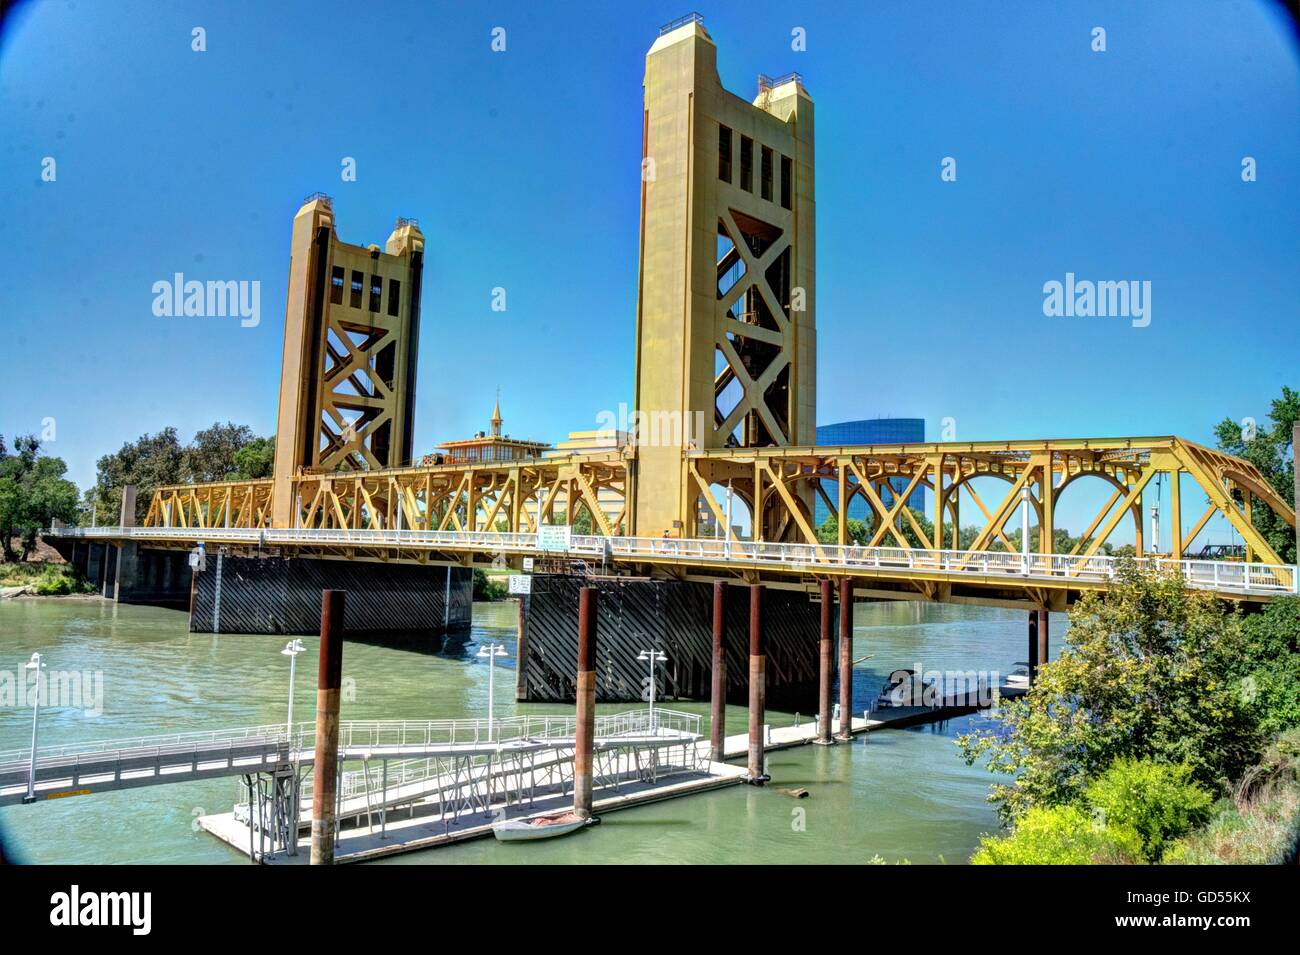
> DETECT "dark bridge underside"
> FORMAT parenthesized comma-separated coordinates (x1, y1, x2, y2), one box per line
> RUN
(518, 574, 821, 711)
(190, 554, 473, 637)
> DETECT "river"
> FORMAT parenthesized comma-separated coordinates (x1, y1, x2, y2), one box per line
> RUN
(0, 595, 1061, 864)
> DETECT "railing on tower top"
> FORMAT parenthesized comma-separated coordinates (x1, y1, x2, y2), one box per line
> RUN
(757, 72, 804, 93)
(658, 12, 704, 35)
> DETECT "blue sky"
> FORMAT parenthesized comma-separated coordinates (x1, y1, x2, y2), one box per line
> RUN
(1, 0, 1297, 541)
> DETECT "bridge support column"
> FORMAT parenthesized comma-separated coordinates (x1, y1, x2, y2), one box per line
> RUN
(112, 485, 140, 603)
(709, 581, 726, 762)
(1027, 610, 1039, 686)
(816, 578, 833, 744)
(310, 590, 345, 865)
(574, 586, 597, 819)
(1038, 609, 1050, 672)
(747, 584, 768, 783)
(837, 577, 853, 741)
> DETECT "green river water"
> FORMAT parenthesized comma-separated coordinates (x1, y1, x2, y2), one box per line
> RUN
(0, 596, 1061, 864)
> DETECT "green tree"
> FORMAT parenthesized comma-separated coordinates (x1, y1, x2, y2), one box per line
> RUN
(232, 435, 275, 479)
(815, 515, 870, 545)
(181, 421, 256, 483)
(958, 565, 1261, 823)
(86, 427, 183, 525)
(1235, 597, 1300, 738)
(0, 434, 80, 561)
(1213, 386, 1297, 564)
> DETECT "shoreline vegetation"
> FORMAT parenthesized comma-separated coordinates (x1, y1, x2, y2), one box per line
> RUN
(962, 567, 1300, 865)
(0, 557, 94, 597)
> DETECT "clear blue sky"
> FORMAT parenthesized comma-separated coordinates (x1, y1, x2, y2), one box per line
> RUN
(1, 0, 1297, 542)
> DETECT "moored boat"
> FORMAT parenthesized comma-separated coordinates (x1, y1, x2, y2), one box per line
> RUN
(492, 811, 591, 843)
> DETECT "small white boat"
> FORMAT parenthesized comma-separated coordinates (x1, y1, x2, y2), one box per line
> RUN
(493, 811, 590, 843)
(1006, 662, 1030, 690)
(874, 668, 937, 709)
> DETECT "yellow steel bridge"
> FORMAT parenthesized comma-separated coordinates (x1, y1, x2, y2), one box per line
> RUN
(50, 18, 1297, 612)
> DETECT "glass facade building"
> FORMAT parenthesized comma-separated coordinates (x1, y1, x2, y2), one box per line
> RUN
(814, 418, 926, 528)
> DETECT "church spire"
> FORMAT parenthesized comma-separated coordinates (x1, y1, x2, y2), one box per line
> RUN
(490, 388, 503, 438)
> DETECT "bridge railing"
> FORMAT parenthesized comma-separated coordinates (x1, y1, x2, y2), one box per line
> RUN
(45, 525, 1297, 594)
(304, 708, 701, 752)
(592, 535, 1298, 595)
(0, 708, 703, 786)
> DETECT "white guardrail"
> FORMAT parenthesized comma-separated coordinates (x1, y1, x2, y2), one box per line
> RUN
(0, 710, 703, 768)
(46, 525, 1298, 595)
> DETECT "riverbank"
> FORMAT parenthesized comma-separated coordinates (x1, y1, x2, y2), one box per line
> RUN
(0, 597, 1047, 864)
(0, 560, 92, 598)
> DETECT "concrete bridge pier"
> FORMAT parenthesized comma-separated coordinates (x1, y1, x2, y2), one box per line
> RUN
(574, 587, 597, 818)
(836, 577, 854, 741)
(816, 578, 833, 744)
(112, 485, 140, 602)
(746, 584, 769, 784)
(709, 581, 726, 762)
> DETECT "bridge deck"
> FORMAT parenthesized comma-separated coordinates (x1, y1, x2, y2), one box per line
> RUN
(49, 526, 1298, 602)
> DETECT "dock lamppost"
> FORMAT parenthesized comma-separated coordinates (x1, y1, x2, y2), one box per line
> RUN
(24, 652, 45, 804)
(637, 649, 669, 731)
(281, 638, 306, 743)
(477, 642, 508, 741)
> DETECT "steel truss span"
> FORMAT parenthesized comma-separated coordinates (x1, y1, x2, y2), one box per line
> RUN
(99, 435, 1294, 601)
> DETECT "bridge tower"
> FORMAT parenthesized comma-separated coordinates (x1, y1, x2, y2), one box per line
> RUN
(631, 15, 816, 538)
(271, 195, 425, 527)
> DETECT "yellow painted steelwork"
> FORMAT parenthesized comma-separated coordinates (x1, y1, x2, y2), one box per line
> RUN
(632, 18, 816, 538)
(272, 195, 424, 526)
(148, 452, 628, 538)
(687, 436, 1296, 566)
(143, 435, 1293, 571)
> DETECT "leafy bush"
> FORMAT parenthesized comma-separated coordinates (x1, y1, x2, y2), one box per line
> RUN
(32, 565, 83, 595)
(971, 805, 1143, 865)
(1084, 759, 1213, 862)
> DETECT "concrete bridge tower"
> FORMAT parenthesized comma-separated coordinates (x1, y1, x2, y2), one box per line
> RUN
(271, 195, 425, 527)
(631, 15, 816, 538)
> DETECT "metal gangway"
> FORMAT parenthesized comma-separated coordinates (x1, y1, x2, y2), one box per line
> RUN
(0, 708, 705, 858)
(233, 708, 704, 858)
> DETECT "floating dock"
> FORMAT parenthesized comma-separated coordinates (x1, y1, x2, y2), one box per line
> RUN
(199, 690, 1021, 863)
